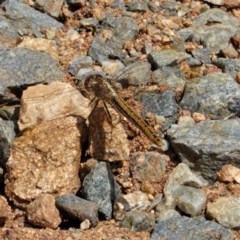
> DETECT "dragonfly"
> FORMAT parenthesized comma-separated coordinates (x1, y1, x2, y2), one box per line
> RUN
(84, 74, 165, 151)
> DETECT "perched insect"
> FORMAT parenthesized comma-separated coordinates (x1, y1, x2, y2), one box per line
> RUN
(84, 74, 165, 150)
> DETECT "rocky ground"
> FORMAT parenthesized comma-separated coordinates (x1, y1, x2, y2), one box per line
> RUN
(1, 0, 240, 239)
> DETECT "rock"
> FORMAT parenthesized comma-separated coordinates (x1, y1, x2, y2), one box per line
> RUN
(88, 16, 138, 63)
(167, 119, 240, 181)
(212, 58, 240, 79)
(224, 0, 240, 8)
(101, 60, 124, 76)
(5, 116, 84, 208)
(18, 81, 91, 131)
(0, 48, 63, 97)
(126, 2, 148, 12)
(17, 37, 59, 60)
(217, 164, 240, 183)
(114, 191, 150, 220)
(120, 210, 155, 232)
(88, 104, 130, 161)
(156, 209, 181, 222)
(80, 162, 120, 219)
(207, 196, 240, 228)
(152, 69, 185, 98)
(192, 9, 239, 52)
(130, 152, 168, 183)
(0, 196, 12, 226)
(26, 194, 61, 229)
(80, 18, 99, 29)
(35, 0, 64, 18)
(151, 216, 233, 240)
(164, 163, 207, 207)
(173, 185, 207, 216)
(3, 0, 62, 37)
(139, 90, 178, 119)
(113, 61, 151, 86)
(0, 119, 15, 166)
(191, 48, 211, 64)
(148, 49, 190, 68)
(56, 194, 99, 227)
(180, 73, 240, 119)
(68, 56, 94, 75)
(203, 0, 224, 5)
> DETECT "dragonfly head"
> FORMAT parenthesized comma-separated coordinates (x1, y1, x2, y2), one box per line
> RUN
(84, 74, 104, 93)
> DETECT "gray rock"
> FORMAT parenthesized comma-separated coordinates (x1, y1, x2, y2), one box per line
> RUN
(113, 61, 151, 86)
(167, 119, 240, 181)
(180, 73, 240, 119)
(151, 216, 233, 240)
(139, 90, 178, 130)
(80, 18, 99, 29)
(126, 2, 148, 12)
(212, 58, 240, 79)
(203, 0, 224, 5)
(56, 194, 99, 227)
(130, 152, 167, 183)
(0, 15, 19, 39)
(160, 1, 189, 17)
(192, 9, 239, 53)
(35, 0, 64, 18)
(81, 162, 120, 219)
(0, 48, 62, 97)
(164, 163, 207, 207)
(0, 119, 15, 166)
(148, 49, 190, 68)
(88, 16, 138, 63)
(207, 196, 240, 229)
(191, 48, 211, 64)
(68, 56, 93, 75)
(3, 0, 62, 37)
(120, 210, 155, 232)
(0, 105, 20, 121)
(156, 208, 181, 222)
(173, 185, 207, 217)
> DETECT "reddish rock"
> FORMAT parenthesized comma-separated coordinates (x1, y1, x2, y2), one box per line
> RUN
(0, 196, 12, 226)
(5, 116, 84, 208)
(217, 164, 240, 183)
(26, 194, 61, 229)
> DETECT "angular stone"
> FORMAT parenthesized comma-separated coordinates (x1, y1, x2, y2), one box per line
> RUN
(167, 119, 240, 181)
(35, 0, 64, 18)
(81, 162, 120, 219)
(217, 164, 240, 183)
(88, 104, 130, 161)
(207, 196, 240, 228)
(0, 48, 63, 97)
(56, 194, 99, 227)
(0, 196, 12, 226)
(180, 73, 240, 119)
(18, 81, 91, 131)
(151, 216, 233, 240)
(5, 116, 84, 208)
(120, 210, 155, 232)
(130, 152, 168, 183)
(26, 194, 61, 229)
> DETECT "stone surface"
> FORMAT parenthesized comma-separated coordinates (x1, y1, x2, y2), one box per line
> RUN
(88, 104, 130, 161)
(0, 48, 63, 97)
(0, 119, 15, 166)
(18, 81, 91, 131)
(164, 163, 207, 207)
(88, 16, 138, 63)
(26, 194, 61, 229)
(3, 0, 62, 37)
(180, 73, 240, 119)
(120, 210, 155, 232)
(114, 191, 150, 220)
(151, 216, 233, 240)
(80, 162, 120, 219)
(68, 55, 93, 76)
(167, 119, 240, 181)
(35, 0, 64, 18)
(207, 196, 240, 228)
(0, 196, 12, 226)
(56, 194, 99, 227)
(173, 185, 207, 216)
(5, 116, 84, 208)
(217, 164, 240, 183)
(130, 152, 168, 183)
